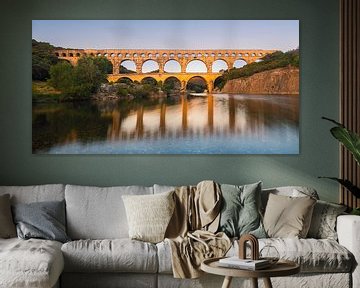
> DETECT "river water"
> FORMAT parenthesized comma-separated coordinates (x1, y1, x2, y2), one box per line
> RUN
(32, 93, 299, 154)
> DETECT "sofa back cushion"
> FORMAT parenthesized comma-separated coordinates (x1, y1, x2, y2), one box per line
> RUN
(0, 194, 17, 238)
(0, 184, 65, 204)
(65, 185, 153, 239)
(261, 186, 319, 213)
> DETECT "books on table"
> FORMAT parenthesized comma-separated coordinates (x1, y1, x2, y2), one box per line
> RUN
(218, 257, 271, 270)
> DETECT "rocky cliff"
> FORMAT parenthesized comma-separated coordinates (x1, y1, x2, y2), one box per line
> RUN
(221, 66, 299, 95)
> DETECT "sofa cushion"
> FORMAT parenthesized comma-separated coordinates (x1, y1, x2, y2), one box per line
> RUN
(157, 238, 353, 274)
(0, 184, 65, 204)
(0, 194, 16, 238)
(61, 239, 158, 273)
(307, 200, 347, 240)
(218, 182, 266, 238)
(122, 191, 175, 243)
(65, 185, 153, 239)
(261, 186, 319, 213)
(61, 273, 157, 288)
(12, 200, 70, 243)
(0, 238, 64, 288)
(263, 194, 316, 238)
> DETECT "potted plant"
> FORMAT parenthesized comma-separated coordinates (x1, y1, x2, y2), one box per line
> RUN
(320, 117, 360, 215)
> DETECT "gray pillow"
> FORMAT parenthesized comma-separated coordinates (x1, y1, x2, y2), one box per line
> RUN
(12, 200, 70, 243)
(307, 200, 347, 240)
(218, 182, 266, 238)
(0, 194, 16, 238)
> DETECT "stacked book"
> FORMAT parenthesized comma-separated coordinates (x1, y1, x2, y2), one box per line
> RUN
(218, 257, 271, 270)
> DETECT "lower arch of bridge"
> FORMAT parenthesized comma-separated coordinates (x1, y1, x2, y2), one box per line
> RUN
(186, 76, 208, 93)
(107, 73, 219, 93)
(141, 77, 157, 85)
(116, 77, 133, 84)
(164, 76, 181, 91)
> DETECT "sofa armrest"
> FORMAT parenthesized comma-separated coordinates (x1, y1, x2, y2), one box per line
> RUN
(337, 215, 360, 288)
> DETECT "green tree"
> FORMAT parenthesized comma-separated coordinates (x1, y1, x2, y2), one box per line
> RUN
(48, 56, 110, 98)
(32, 39, 60, 81)
(221, 49, 300, 87)
(48, 61, 74, 91)
(93, 56, 113, 74)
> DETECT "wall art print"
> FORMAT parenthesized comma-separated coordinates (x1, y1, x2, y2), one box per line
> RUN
(32, 20, 299, 154)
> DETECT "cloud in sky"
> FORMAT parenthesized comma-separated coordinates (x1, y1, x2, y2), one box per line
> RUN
(32, 20, 299, 52)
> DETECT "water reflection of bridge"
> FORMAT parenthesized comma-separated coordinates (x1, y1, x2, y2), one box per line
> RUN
(55, 48, 276, 93)
(103, 95, 298, 142)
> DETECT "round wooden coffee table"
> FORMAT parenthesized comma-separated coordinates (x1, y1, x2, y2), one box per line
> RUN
(201, 257, 300, 288)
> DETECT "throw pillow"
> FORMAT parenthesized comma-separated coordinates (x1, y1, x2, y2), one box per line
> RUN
(218, 182, 266, 238)
(307, 200, 347, 240)
(122, 190, 175, 243)
(12, 200, 70, 243)
(263, 193, 316, 238)
(0, 194, 16, 238)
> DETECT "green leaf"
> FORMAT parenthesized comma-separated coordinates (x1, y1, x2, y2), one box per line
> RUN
(322, 117, 360, 165)
(330, 127, 360, 165)
(318, 177, 360, 198)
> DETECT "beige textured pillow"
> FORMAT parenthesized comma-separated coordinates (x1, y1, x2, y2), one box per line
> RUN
(122, 191, 175, 243)
(263, 193, 316, 238)
(0, 194, 16, 238)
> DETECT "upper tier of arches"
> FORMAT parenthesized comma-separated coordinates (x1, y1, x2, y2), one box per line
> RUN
(55, 49, 276, 74)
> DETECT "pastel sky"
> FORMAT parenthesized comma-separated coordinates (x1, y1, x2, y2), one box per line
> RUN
(32, 20, 299, 72)
(32, 20, 299, 50)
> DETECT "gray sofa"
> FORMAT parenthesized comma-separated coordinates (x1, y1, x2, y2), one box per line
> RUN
(0, 184, 359, 288)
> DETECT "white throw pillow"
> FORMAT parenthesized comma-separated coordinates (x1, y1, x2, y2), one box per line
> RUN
(122, 191, 175, 243)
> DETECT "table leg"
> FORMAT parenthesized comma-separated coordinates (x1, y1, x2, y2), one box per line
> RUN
(221, 276, 233, 288)
(251, 278, 258, 288)
(263, 277, 273, 288)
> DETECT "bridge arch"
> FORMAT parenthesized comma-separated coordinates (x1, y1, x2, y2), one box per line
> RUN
(214, 76, 225, 90)
(233, 59, 248, 68)
(141, 76, 158, 85)
(120, 60, 136, 73)
(186, 76, 208, 93)
(116, 77, 134, 84)
(142, 60, 159, 73)
(186, 60, 207, 73)
(164, 60, 181, 73)
(212, 59, 229, 72)
(164, 76, 182, 92)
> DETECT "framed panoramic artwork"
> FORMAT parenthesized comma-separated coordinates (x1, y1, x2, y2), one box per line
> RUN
(32, 20, 299, 154)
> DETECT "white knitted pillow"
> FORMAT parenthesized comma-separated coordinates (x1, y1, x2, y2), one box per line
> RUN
(122, 191, 175, 243)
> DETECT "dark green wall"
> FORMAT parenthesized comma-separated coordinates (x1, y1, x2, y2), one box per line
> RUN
(0, 0, 340, 202)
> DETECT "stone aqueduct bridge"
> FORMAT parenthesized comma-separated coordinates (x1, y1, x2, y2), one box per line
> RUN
(55, 49, 276, 92)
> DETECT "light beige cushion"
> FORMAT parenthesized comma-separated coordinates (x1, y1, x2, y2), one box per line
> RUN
(0, 194, 16, 238)
(263, 193, 316, 238)
(122, 191, 175, 243)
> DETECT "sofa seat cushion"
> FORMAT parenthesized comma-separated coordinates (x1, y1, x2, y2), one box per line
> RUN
(157, 238, 353, 274)
(230, 238, 354, 273)
(0, 238, 64, 288)
(62, 239, 158, 273)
